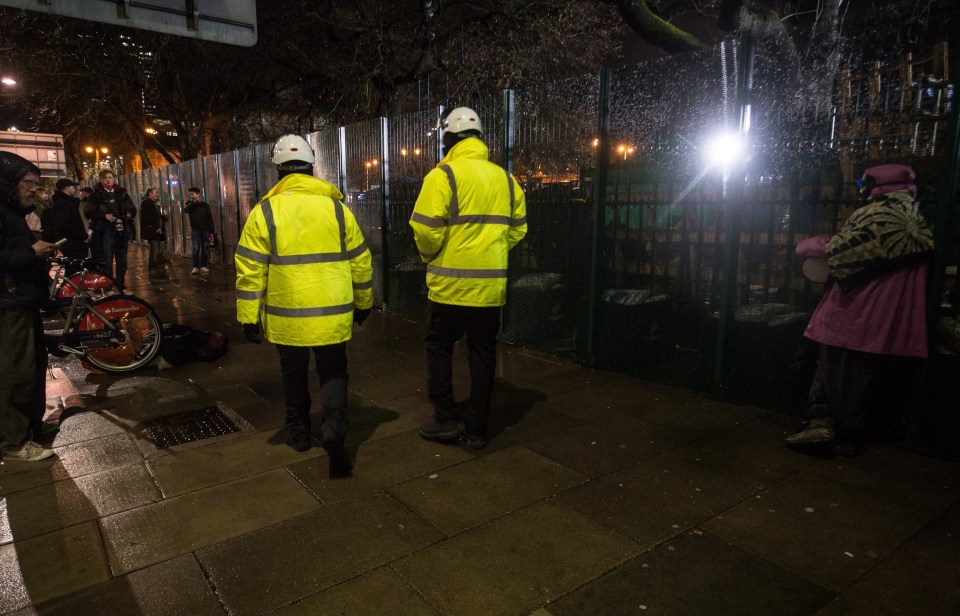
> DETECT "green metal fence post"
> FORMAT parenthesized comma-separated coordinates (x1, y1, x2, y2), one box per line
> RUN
(586, 68, 612, 363)
(928, 50, 960, 332)
(503, 89, 516, 173)
(380, 117, 391, 307)
(713, 30, 755, 387)
(337, 126, 347, 193)
(435, 105, 445, 164)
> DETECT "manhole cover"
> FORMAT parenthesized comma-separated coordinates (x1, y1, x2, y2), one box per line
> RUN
(141, 405, 239, 448)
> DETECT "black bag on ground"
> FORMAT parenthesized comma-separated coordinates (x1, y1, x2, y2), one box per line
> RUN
(159, 323, 229, 367)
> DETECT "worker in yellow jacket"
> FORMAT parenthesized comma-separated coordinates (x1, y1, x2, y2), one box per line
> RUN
(236, 134, 373, 478)
(410, 107, 527, 448)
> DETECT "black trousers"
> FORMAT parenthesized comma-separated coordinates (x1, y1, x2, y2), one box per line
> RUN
(275, 342, 348, 441)
(425, 300, 500, 437)
(0, 308, 47, 449)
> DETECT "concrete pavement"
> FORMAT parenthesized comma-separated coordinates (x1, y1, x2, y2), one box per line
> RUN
(1, 246, 958, 615)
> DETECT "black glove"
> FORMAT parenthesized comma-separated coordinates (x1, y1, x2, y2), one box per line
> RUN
(242, 322, 262, 344)
(353, 308, 371, 326)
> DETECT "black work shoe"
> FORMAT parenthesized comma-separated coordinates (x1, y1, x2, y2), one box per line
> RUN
(285, 434, 312, 452)
(419, 418, 460, 442)
(459, 427, 487, 450)
(323, 438, 353, 479)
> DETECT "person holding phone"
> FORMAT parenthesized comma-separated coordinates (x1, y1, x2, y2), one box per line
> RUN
(41, 178, 89, 268)
(1, 152, 59, 462)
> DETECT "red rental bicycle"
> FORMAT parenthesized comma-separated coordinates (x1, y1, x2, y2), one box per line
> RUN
(44, 258, 163, 373)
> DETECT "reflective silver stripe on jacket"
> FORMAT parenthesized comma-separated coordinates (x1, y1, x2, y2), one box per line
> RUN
(346, 241, 369, 259)
(439, 164, 521, 227)
(270, 252, 355, 265)
(411, 211, 446, 227)
(261, 199, 278, 257)
(454, 214, 515, 225)
(427, 265, 508, 278)
(264, 302, 355, 318)
(236, 289, 264, 300)
(334, 201, 347, 254)
(236, 244, 270, 264)
(353, 280, 373, 290)
(440, 165, 460, 219)
(257, 197, 355, 264)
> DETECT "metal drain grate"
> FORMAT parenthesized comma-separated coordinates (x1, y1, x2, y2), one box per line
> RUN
(141, 405, 239, 448)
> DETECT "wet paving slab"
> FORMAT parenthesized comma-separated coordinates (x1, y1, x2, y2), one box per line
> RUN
(196, 492, 444, 616)
(2, 245, 959, 614)
(391, 500, 641, 616)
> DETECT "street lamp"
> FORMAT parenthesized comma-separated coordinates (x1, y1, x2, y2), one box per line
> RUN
(85, 146, 109, 166)
(617, 144, 635, 160)
(704, 132, 744, 180)
(364, 159, 379, 191)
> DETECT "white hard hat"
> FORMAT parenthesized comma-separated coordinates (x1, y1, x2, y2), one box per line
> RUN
(271, 134, 315, 165)
(440, 107, 482, 135)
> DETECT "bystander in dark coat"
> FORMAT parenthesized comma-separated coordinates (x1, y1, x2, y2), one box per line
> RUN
(41, 178, 89, 265)
(140, 186, 167, 278)
(84, 169, 137, 292)
(0, 151, 59, 461)
(184, 187, 213, 275)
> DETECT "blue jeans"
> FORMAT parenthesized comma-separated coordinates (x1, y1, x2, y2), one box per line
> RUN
(100, 226, 129, 289)
(148, 239, 162, 269)
(191, 229, 209, 268)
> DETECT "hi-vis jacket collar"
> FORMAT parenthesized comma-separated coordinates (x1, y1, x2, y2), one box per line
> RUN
(262, 172, 344, 202)
(436, 137, 488, 168)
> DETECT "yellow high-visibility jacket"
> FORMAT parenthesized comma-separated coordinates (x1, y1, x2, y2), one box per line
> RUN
(236, 173, 373, 346)
(409, 138, 527, 307)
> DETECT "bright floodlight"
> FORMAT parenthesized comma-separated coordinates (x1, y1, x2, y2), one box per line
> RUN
(705, 133, 744, 169)
(1, 77, 16, 86)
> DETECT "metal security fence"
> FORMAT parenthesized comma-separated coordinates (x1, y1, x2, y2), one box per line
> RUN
(107, 31, 959, 457)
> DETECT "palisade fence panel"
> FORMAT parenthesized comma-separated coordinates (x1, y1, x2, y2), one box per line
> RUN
(500, 74, 599, 357)
(385, 109, 435, 319)
(199, 155, 221, 266)
(467, 95, 506, 166)
(343, 119, 386, 307)
(590, 45, 735, 392)
(218, 151, 240, 267)
(256, 144, 278, 209)
(235, 146, 260, 226)
(165, 164, 186, 255)
(307, 128, 341, 185)
(156, 167, 175, 254)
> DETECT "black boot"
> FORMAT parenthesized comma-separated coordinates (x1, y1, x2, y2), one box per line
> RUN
(321, 378, 352, 478)
(283, 412, 311, 453)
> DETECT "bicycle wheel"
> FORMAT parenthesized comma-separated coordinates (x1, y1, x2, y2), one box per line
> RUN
(76, 296, 163, 373)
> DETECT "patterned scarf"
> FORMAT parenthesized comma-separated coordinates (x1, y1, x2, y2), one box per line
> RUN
(825, 189, 934, 287)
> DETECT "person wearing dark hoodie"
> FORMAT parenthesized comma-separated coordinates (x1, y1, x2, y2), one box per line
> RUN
(41, 178, 89, 267)
(0, 151, 59, 461)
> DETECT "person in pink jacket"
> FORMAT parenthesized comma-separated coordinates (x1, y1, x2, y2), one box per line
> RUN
(787, 163, 934, 456)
